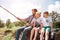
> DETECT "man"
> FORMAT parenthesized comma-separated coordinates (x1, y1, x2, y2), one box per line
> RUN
(15, 9, 38, 40)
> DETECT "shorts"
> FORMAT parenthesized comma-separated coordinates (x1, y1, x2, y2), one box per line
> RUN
(41, 26, 50, 32)
(35, 25, 40, 28)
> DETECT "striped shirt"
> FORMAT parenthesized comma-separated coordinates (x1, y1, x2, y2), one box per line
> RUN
(24, 15, 34, 24)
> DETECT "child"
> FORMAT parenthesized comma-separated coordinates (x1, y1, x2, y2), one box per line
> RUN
(30, 12, 41, 40)
(40, 11, 53, 40)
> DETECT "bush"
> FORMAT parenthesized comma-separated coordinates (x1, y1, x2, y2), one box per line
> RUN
(56, 22, 60, 28)
(53, 21, 60, 28)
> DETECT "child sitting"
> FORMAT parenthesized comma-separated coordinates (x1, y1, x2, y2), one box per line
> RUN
(30, 12, 41, 40)
(40, 11, 53, 40)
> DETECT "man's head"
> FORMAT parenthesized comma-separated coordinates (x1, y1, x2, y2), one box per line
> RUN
(43, 11, 49, 18)
(35, 12, 41, 18)
(32, 9, 37, 16)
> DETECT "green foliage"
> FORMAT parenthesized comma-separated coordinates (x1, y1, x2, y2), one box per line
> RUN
(6, 19, 11, 28)
(13, 21, 20, 27)
(8, 23, 14, 28)
(19, 22, 26, 27)
(53, 21, 56, 28)
(13, 21, 26, 27)
(56, 22, 60, 28)
(50, 11, 60, 28)
(50, 11, 58, 21)
(3, 33, 12, 40)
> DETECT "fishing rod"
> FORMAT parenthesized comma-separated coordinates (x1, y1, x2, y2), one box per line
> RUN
(0, 5, 27, 23)
(0, 5, 17, 18)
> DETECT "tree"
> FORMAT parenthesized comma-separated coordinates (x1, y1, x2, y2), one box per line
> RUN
(50, 11, 58, 21)
(6, 19, 11, 28)
(0, 19, 4, 28)
(50, 11, 60, 28)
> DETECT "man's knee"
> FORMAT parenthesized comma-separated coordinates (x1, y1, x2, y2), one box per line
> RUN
(16, 29, 20, 33)
(17, 28, 22, 31)
(24, 26, 32, 31)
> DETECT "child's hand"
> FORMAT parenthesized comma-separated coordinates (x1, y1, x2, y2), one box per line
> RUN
(39, 27, 41, 33)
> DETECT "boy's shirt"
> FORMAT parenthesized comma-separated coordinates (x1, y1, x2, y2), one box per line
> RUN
(41, 16, 52, 26)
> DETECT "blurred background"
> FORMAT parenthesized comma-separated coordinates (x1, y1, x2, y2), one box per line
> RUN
(0, 0, 60, 40)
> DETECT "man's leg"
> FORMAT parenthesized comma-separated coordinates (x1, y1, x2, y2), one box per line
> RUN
(15, 26, 26, 40)
(21, 26, 32, 40)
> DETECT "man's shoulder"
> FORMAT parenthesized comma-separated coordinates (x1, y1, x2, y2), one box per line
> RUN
(29, 15, 33, 17)
(28, 15, 33, 18)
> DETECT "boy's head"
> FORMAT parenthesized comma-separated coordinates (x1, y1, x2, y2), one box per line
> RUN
(35, 12, 41, 18)
(43, 11, 49, 18)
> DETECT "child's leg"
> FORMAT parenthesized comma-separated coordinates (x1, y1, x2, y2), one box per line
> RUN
(30, 28, 35, 40)
(40, 28, 45, 40)
(33, 28, 39, 40)
(45, 28, 50, 40)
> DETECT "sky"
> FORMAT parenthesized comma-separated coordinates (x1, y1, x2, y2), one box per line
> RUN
(0, 0, 60, 22)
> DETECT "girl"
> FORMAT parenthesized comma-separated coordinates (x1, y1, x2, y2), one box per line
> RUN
(30, 12, 41, 40)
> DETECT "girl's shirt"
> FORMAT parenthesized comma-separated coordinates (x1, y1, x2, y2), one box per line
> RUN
(31, 17, 41, 27)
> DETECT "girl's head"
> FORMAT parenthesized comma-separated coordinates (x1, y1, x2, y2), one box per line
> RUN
(35, 12, 41, 18)
(43, 11, 49, 18)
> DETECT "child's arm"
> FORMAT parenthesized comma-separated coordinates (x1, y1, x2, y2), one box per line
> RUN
(33, 21, 36, 27)
(40, 23, 43, 29)
(40, 19, 43, 29)
(50, 17, 53, 32)
(50, 22, 53, 32)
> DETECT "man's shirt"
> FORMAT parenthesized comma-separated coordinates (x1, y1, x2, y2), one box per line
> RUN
(24, 15, 34, 24)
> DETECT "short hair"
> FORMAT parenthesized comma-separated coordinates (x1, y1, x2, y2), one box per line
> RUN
(36, 12, 41, 14)
(32, 9, 37, 12)
(44, 11, 49, 15)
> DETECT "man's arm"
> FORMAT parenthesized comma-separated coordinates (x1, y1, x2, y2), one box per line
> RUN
(16, 15, 31, 22)
(25, 23, 34, 26)
(16, 17, 25, 21)
(26, 21, 36, 27)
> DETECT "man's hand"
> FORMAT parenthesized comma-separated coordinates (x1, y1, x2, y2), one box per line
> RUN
(16, 17, 24, 21)
(26, 23, 30, 26)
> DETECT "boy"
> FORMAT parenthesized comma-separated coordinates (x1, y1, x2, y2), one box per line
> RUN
(40, 11, 53, 40)
(30, 12, 41, 40)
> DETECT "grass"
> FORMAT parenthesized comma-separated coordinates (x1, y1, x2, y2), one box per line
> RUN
(0, 26, 21, 40)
